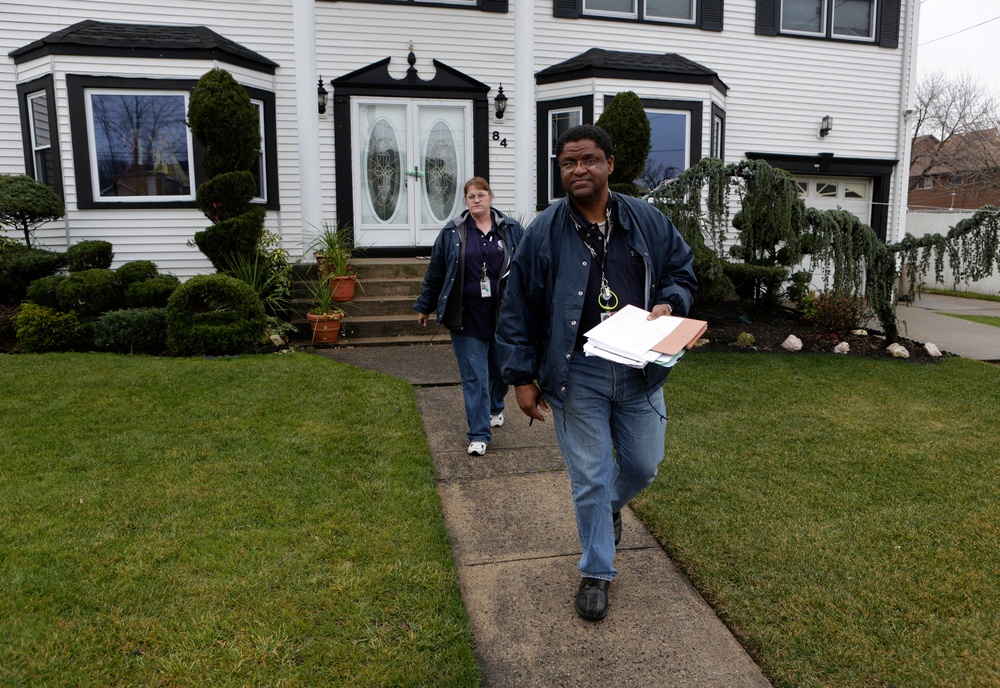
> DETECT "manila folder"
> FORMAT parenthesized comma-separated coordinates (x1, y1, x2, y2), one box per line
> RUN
(649, 317, 708, 356)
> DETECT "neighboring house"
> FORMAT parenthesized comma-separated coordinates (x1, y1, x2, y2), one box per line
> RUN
(1, 0, 920, 278)
(908, 129, 1000, 210)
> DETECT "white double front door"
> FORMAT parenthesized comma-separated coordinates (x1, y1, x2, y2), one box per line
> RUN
(352, 98, 473, 248)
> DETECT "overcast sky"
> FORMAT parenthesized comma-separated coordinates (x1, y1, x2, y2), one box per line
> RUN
(917, 0, 1000, 93)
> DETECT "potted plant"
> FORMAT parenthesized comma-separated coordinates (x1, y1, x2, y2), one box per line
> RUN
(304, 274, 345, 344)
(309, 221, 362, 302)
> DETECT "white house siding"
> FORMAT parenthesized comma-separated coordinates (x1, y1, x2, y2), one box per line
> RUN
(315, 1, 521, 225)
(0, 0, 303, 278)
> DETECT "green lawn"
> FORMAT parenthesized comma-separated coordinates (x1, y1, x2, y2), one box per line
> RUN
(941, 312, 1000, 329)
(0, 352, 479, 687)
(5, 350, 1000, 686)
(636, 352, 1000, 687)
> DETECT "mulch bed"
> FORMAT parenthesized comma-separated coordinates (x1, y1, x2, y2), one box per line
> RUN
(686, 303, 951, 364)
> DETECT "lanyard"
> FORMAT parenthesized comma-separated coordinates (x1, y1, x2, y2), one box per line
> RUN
(575, 207, 618, 311)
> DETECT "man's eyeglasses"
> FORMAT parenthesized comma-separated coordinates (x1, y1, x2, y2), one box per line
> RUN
(558, 155, 607, 172)
(466, 192, 490, 201)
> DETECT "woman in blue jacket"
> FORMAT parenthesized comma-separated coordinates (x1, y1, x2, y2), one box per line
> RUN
(414, 177, 525, 456)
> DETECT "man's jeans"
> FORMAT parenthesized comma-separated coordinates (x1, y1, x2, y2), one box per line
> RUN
(549, 350, 667, 581)
(451, 332, 508, 443)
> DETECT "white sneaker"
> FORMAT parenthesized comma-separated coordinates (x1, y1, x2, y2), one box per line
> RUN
(490, 412, 505, 428)
(467, 441, 487, 456)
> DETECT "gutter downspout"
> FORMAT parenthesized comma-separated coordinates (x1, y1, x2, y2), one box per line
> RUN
(293, 0, 323, 256)
(514, 0, 534, 217)
(894, 0, 921, 244)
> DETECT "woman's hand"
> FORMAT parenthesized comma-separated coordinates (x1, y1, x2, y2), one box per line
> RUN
(417, 313, 429, 327)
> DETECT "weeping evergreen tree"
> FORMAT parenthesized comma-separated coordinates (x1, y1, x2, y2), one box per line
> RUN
(186, 68, 263, 271)
(649, 157, 1000, 343)
(596, 91, 651, 197)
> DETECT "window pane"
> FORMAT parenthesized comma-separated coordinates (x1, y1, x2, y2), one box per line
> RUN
(638, 111, 688, 190)
(816, 182, 838, 197)
(250, 101, 266, 202)
(833, 0, 873, 38)
(549, 109, 582, 200)
(646, 0, 694, 21)
(711, 115, 724, 159)
(844, 181, 867, 199)
(782, 0, 825, 34)
(90, 92, 191, 198)
(584, 0, 635, 16)
(365, 117, 404, 222)
(796, 181, 808, 197)
(28, 92, 54, 188)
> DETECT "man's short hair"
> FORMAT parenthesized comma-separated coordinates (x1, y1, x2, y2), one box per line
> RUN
(555, 124, 614, 159)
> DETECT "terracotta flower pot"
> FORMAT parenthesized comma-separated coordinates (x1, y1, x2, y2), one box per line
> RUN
(329, 275, 356, 302)
(306, 311, 343, 344)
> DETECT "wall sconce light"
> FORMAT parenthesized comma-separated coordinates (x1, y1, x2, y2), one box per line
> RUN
(494, 84, 508, 122)
(819, 115, 833, 138)
(318, 77, 329, 116)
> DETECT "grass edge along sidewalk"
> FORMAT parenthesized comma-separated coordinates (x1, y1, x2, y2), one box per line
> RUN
(0, 352, 479, 687)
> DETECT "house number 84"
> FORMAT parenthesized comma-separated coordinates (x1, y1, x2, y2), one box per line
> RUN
(492, 131, 508, 147)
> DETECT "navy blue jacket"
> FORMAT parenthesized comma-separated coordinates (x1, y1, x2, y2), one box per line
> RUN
(496, 193, 697, 404)
(413, 207, 525, 331)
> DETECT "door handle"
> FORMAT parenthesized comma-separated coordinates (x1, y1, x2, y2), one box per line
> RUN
(406, 166, 424, 178)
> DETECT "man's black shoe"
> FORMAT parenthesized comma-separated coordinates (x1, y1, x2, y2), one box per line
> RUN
(575, 577, 610, 621)
(613, 510, 622, 546)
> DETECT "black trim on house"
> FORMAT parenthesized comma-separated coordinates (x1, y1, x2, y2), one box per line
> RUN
(710, 102, 726, 160)
(317, 0, 508, 11)
(536, 48, 728, 95)
(16, 75, 64, 200)
(331, 52, 491, 243)
(746, 151, 898, 241)
(536, 96, 595, 210)
(754, 0, 901, 48)
(553, 0, 723, 31)
(66, 75, 279, 211)
(10, 20, 278, 73)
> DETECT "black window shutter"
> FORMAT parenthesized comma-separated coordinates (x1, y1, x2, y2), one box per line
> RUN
(700, 0, 723, 31)
(481, 0, 508, 12)
(878, 0, 901, 48)
(553, 0, 580, 18)
(755, 0, 778, 35)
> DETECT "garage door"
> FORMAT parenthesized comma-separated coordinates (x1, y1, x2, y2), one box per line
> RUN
(794, 176, 872, 225)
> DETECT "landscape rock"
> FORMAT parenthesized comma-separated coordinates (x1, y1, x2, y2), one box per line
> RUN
(781, 334, 803, 351)
(851, 329, 869, 336)
(833, 342, 850, 355)
(924, 342, 943, 357)
(735, 332, 756, 348)
(887, 342, 910, 358)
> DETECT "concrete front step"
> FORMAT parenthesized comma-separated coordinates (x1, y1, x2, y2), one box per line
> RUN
(291, 332, 452, 348)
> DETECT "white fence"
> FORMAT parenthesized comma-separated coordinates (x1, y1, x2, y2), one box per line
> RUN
(904, 209, 1000, 296)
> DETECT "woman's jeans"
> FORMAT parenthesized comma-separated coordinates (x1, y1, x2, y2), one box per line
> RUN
(549, 350, 667, 581)
(450, 332, 508, 443)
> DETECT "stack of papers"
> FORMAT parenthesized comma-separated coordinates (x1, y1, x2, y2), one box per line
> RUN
(582, 304, 708, 369)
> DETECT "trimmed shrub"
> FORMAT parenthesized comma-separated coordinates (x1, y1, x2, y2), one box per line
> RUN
(166, 274, 266, 356)
(94, 307, 168, 354)
(25, 274, 67, 309)
(196, 171, 258, 224)
(14, 302, 80, 352)
(56, 268, 124, 317)
(0, 304, 17, 350)
(187, 69, 261, 179)
(125, 275, 180, 309)
(116, 260, 159, 286)
(193, 206, 266, 272)
(0, 243, 66, 305)
(0, 174, 65, 247)
(596, 91, 651, 188)
(66, 240, 114, 272)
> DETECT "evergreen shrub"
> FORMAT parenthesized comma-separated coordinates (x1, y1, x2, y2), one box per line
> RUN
(14, 302, 80, 352)
(116, 260, 159, 285)
(125, 275, 180, 309)
(595, 92, 651, 188)
(0, 304, 17, 350)
(0, 243, 66, 305)
(25, 275, 67, 309)
(66, 240, 114, 272)
(196, 172, 258, 224)
(94, 308, 168, 354)
(193, 206, 266, 271)
(0, 174, 65, 247)
(166, 274, 266, 356)
(56, 268, 124, 317)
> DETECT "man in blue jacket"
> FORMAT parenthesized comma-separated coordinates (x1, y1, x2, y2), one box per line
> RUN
(496, 124, 697, 621)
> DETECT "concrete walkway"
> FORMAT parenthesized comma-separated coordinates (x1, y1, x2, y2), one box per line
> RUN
(315, 293, 999, 686)
(317, 344, 771, 687)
